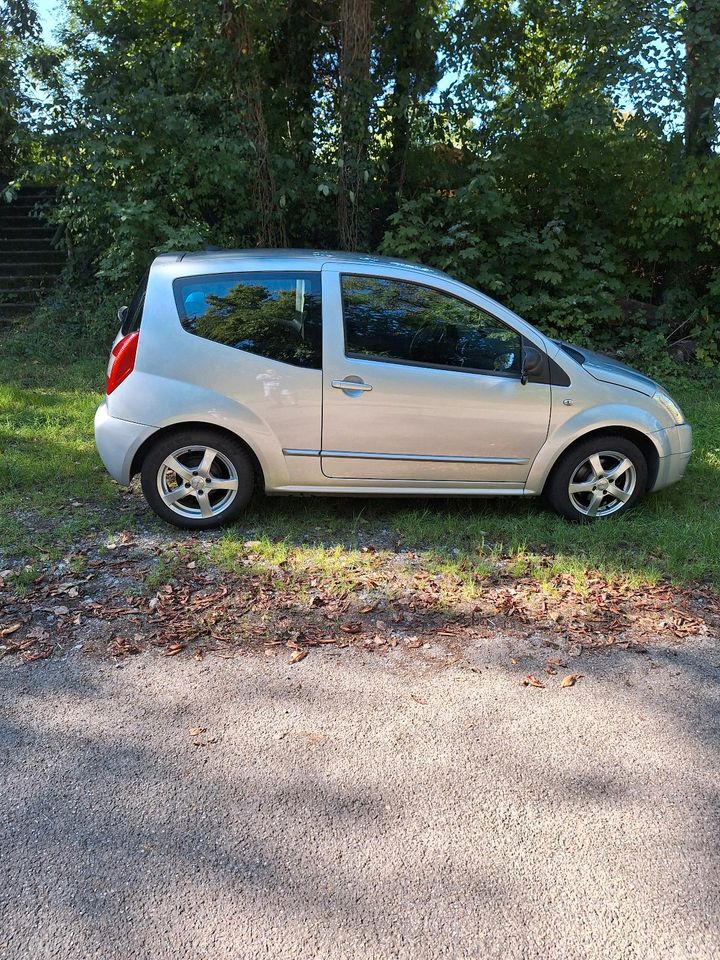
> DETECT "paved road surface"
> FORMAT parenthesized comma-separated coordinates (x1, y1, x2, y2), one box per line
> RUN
(2, 637, 719, 960)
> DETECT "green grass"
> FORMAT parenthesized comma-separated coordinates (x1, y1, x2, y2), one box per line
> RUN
(5, 563, 42, 595)
(1, 321, 719, 587)
(0, 351, 120, 557)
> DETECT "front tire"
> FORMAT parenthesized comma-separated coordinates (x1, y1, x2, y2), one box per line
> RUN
(544, 436, 647, 522)
(140, 429, 255, 530)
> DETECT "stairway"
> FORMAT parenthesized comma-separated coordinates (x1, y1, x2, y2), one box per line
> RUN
(0, 187, 65, 323)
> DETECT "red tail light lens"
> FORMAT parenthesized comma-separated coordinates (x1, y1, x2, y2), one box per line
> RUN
(107, 331, 139, 395)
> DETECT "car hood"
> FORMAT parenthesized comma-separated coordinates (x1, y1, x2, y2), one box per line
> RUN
(557, 342, 658, 397)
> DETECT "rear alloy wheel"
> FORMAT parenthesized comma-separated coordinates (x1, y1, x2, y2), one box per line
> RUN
(544, 436, 647, 522)
(141, 430, 254, 529)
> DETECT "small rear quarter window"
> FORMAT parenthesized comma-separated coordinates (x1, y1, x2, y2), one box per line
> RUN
(121, 269, 149, 335)
(174, 271, 322, 370)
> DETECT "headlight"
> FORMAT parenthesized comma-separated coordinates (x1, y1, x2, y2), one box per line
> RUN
(653, 390, 685, 425)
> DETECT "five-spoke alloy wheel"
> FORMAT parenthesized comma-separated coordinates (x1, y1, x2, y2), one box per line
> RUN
(544, 435, 647, 522)
(567, 450, 637, 518)
(141, 429, 254, 529)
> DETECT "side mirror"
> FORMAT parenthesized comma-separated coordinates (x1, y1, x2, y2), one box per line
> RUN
(117, 305, 129, 326)
(521, 345, 545, 385)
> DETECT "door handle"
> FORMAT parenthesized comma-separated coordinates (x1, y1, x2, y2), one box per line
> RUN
(331, 378, 373, 392)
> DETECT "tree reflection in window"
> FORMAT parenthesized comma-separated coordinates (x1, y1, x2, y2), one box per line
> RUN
(342, 275, 521, 375)
(175, 272, 322, 369)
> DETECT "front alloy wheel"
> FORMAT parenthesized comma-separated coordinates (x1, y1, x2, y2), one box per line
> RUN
(567, 450, 637, 518)
(544, 435, 647, 522)
(141, 429, 254, 529)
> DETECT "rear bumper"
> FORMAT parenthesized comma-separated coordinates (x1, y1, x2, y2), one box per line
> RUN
(94, 402, 156, 485)
(650, 423, 693, 492)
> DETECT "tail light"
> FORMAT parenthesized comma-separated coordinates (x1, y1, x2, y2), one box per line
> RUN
(107, 331, 139, 394)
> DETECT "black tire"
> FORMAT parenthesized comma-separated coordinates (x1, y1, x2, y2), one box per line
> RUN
(543, 435, 648, 522)
(140, 428, 255, 530)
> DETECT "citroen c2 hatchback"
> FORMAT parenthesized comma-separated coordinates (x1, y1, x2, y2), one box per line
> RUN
(94, 250, 692, 529)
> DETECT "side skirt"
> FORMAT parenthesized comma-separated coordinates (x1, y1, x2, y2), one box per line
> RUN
(267, 483, 530, 497)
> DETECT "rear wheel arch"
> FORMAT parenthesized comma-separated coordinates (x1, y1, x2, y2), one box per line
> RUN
(130, 422, 265, 490)
(543, 426, 660, 494)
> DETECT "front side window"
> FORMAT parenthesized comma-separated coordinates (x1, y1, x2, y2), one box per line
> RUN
(174, 271, 322, 369)
(341, 275, 521, 376)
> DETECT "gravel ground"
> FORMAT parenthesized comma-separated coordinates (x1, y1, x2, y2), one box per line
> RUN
(1, 636, 719, 960)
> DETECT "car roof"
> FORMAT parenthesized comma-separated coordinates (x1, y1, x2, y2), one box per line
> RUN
(158, 248, 447, 279)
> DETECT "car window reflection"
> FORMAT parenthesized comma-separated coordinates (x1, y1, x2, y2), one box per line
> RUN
(174, 272, 322, 370)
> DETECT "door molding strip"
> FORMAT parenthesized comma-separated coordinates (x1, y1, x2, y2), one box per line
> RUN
(283, 448, 530, 465)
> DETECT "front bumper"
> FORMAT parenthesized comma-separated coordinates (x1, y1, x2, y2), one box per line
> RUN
(94, 402, 156, 485)
(651, 422, 693, 492)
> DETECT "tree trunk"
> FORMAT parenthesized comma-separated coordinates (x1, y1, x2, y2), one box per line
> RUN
(221, 1, 287, 247)
(337, 0, 373, 250)
(684, 0, 720, 157)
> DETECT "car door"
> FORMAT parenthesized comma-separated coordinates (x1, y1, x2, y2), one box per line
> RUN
(320, 264, 551, 484)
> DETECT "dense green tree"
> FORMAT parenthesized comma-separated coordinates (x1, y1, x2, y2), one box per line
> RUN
(0, 0, 38, 178)
(6, 0, 720, 362)
(372, 0, 444, 235)
(220, 1, 288, 247)
(684, 0, 720, 156)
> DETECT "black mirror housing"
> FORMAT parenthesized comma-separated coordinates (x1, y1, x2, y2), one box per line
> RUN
(523, 345, 544, 375)
(520, 344, 546, 384)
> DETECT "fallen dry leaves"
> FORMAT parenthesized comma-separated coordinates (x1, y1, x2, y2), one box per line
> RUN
(1, 534, 718, 676)
(108, 637, 141, 657)
(560, 674, 583, 688)
(163, 642, 185, 657)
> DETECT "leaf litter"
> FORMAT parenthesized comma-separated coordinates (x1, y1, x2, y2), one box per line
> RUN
(1, 530, 718, 682)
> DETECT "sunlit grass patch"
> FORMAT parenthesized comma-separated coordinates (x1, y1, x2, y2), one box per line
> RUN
(208, 533, 382, 598)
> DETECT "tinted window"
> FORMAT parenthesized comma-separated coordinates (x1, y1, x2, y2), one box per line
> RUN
(342, 275, 521, 375)
(121, 269, 148, 335)
(174, 271, 322, 369)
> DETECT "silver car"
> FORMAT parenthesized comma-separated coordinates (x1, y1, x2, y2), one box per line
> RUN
(94, 250, 692, 529)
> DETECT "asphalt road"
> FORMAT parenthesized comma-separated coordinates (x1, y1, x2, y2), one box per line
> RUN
(2, 636, 719, 960)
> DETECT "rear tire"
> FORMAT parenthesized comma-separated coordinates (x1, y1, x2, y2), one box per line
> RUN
(543, 435, 647, 522)
(140, 428, 255, 530)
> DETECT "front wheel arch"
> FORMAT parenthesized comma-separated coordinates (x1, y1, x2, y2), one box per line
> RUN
(130, 422, 265, 491)
(541, 426, 659, 495)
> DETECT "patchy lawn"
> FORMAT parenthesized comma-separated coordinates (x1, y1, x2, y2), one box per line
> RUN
(1, 327, 720, 668)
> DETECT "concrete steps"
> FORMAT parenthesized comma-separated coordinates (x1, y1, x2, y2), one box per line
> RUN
(0, 188, 65, 322)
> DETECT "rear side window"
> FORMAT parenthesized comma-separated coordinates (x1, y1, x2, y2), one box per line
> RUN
(174, 271, 322, 369)
(341, 275, 521, 376)
(121, 269, 149, 335)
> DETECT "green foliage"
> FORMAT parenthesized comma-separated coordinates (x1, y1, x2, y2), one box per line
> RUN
(1, 283, 121, 354)
(2, 0, 719, 367)
(382, 108, 720, 359)
(0, 0, 40, 177)
(382, 119, 628, 347)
